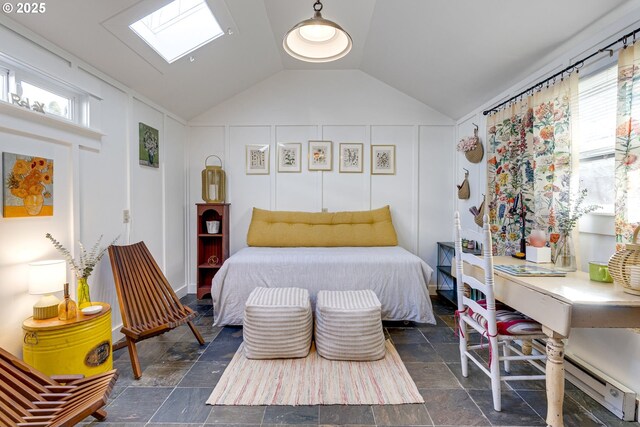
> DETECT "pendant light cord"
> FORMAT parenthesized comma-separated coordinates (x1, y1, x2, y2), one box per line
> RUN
(483, 26, 640, 116)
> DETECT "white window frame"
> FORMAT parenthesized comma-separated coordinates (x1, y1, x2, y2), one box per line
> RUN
(577, 60, 617, 217)
(0, 56, 89, 126)
(0, 66, 8, 102)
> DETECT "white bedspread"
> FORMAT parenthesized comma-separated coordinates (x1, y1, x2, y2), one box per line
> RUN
(211, 246, 435, 326)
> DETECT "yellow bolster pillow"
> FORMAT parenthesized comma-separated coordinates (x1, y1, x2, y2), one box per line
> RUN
(246, 205, 398, 247)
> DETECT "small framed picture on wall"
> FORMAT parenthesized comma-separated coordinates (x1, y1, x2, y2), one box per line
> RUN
(371, 145, 395, 175)
(246, 145, 270, 174)
(339, 143, 363, 173)
(308, 140, 332, 171)
(277, 143, 301, 173)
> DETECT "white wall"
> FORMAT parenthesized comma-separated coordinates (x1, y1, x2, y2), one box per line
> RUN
(0, 19, 187, 357)
(453, 9, 640, 394)
(186, 70, 455, 293)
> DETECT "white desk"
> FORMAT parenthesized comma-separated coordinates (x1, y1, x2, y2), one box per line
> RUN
(461, 257, 640, 427)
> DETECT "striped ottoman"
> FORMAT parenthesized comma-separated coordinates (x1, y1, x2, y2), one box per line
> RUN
(243, 287, 313, 359)
(315, 290, 386, 361)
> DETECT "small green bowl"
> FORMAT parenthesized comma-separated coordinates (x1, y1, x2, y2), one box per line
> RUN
(589, 261, 613, 283)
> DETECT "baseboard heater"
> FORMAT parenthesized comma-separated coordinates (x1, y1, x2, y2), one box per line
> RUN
(531, 340, 637, 421)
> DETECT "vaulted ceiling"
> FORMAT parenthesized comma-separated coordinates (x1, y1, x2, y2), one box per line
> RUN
(6, 0, 632, 120)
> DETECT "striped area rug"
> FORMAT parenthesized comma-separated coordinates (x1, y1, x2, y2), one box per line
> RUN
(206, 340, 424, 406)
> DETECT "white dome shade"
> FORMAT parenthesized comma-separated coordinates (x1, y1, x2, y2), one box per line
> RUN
(283, 11, 352, 63)
(28, 259, 65, 295)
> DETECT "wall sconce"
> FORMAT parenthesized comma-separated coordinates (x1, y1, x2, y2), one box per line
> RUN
(202, 155, 225, 203)
(28, 260, 66, 319)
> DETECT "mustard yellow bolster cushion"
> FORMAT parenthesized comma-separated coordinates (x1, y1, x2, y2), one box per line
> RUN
(246, 206, 398, 247)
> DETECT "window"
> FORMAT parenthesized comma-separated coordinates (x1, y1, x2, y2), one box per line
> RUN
(0, 66, 7, 102)
(0, 55, 88, 125)
(130, 0, 224, 64)
(577, 63, 617, 214)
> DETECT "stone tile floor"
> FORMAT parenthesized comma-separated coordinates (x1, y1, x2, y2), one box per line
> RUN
(82, 295, 634, 427)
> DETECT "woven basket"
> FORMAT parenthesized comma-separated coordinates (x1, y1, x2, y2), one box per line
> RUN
(465, 143, 484, 164)
(608, 225, 640, 295)
(457, 172, 470, 199)
(474, 201, 485, 227)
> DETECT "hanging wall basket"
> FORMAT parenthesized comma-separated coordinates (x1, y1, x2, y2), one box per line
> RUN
(457, 169, 470, 199)
(465, 143, 484, 164)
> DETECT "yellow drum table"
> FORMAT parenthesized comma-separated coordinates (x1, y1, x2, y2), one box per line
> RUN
(22, 302, 112, 376)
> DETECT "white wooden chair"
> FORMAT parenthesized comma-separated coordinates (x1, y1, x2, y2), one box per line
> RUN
(454, 212, 547, 411)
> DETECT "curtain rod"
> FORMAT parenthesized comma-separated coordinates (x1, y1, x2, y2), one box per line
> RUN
(482, 26, 640, 116)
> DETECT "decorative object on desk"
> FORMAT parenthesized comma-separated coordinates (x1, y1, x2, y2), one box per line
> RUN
(526, 229, 551, 263)
(139, 122, 159, 168)
(609, 225, 640, 295)
(494, 264, 566, 277)
(3, 152, 53, 217)
(554, 189, 601, 271)
(46, 233, 118, 308)
(58, 282, 77, 320)
(528, 229, 547, 248)
(371, 145, 395, 175)
(309, 140, 333, 171)
(631, 265, 640, 290)
(278, 143, 302, 173)
(588, 261, 613, 283)
(246, 145, 270, 174)
(206, 220, 220, 234)
(339, 143, 363, 173)
(457, 168, 470, 199)
(28, 259, 65, 319)
(201, 155, 225, 202)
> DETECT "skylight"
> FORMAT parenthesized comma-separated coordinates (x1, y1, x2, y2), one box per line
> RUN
(130, 0, 223, 63)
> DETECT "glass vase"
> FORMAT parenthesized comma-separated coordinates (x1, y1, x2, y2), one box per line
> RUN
(77, 277, 92, 309)
(58, 282, 77, 320)
(554, 232, 577, 272)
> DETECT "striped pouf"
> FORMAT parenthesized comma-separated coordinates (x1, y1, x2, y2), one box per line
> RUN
(243, 287, 313, 359)
(315, 290, 386, 361)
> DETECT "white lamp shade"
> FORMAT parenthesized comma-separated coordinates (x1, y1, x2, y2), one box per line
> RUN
(283, 12, 352, 63)
(28, 260, 66, 295)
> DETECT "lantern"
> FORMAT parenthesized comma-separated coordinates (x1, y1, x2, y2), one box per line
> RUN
(202, 155, 225, 203)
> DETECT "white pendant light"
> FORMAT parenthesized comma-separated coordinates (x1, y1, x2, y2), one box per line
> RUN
(283, 0, 352, 63)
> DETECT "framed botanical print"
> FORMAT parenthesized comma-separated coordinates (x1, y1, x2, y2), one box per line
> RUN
(371, 145, 395, 175)
(308, 140, 332, 171)
(277, 143, 301, 173)
(246, 145, 270, 174)
(339, 143, 363, 173)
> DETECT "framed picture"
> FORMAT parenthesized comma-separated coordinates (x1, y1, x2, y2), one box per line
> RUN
(339, 143, 363, 173)
(246, 145, 270, 174)
(139, 123, 159, 168)
(308, 140, 332, 171)
(277, 143, 301, 173)
(371, 145, 395, 175)
(3, 152, 54, 217)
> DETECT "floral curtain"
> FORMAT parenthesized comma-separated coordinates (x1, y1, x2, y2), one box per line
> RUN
(615, 44, 640, 249)
(487, 75, 578, 256)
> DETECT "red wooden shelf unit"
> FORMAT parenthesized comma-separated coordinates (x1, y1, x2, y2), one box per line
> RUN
(196, 203, 229, 299)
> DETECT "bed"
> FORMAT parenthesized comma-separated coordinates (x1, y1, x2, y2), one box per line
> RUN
(211, 206, 436, 326)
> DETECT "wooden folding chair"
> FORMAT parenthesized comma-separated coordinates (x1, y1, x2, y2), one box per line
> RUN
(108, 241, 205, 379)
(0, 347, 118, 426)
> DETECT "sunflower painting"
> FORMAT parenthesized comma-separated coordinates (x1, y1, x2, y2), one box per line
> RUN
(3, 152, 54, 217)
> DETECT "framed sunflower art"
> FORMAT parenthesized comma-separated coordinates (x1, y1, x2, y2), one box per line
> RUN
(3, 152, 53, 217)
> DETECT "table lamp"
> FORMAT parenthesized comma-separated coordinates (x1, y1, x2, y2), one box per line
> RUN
(28, 260, 65, 320)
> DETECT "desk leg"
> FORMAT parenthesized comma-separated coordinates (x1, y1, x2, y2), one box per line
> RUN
(544, 327, 565, 427)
